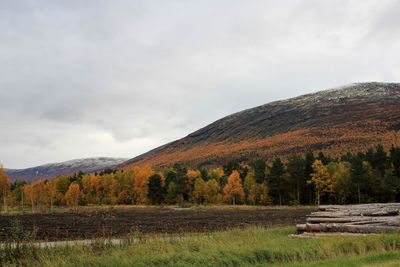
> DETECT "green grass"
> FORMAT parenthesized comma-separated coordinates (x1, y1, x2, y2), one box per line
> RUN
(3, 227, 400, 266)
(281, 251, 400, 267)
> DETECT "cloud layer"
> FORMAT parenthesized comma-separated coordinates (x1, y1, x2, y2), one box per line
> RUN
(1, 0, 399, 168)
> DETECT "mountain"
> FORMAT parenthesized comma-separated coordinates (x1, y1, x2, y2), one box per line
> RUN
(5, 157, 128, 183)
(119, 82, 400, 170)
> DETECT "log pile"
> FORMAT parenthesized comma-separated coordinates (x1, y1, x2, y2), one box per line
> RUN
(296, 203, 400, 235)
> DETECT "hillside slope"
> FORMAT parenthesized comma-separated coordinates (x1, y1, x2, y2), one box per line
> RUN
(5, 157, 128, 182)
(119, 82, 400, 170)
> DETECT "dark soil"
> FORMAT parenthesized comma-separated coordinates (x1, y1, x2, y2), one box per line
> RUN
(0, 208, 314, 241)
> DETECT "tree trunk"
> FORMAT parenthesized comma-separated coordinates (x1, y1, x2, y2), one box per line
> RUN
(358, 183, 361, 204)
(233, 195, 236, 205)
(51, 195, 53, 212)
(317, 189, 320, 206)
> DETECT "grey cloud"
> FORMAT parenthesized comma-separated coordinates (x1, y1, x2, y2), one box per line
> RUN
(1, 0, 399, 168)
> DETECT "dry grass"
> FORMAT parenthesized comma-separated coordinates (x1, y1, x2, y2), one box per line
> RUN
(3, 226, 400, 266)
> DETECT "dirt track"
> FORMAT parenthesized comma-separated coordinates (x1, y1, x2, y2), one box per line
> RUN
(0, 208, 314, 241)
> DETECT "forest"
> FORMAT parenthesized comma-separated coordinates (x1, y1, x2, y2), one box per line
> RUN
(1, 144, 400, 212)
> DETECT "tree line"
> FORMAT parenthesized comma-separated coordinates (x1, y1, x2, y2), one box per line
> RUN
(1, 144, 400, 212)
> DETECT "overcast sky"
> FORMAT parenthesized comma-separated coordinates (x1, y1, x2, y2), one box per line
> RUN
(1, 0, 399, 168)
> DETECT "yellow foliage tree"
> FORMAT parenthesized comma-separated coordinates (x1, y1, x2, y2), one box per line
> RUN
(193, 178, 207, 204)
(0, 165, 11, 213)
(309, 160, 332, 205)
(82, 174, 97, 203)
(330, 162, 351, 204)
(223, 170, 244, 205)
(205, 179, 220, 204)
(65, 184, 81, 211)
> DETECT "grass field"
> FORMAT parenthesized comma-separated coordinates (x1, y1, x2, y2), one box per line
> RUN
(3, 226, 400, 266)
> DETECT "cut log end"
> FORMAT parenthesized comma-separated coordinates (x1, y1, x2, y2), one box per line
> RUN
(297, 204, 400, 235)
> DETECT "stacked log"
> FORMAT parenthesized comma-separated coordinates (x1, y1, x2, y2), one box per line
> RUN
(296, 203, 400, 235)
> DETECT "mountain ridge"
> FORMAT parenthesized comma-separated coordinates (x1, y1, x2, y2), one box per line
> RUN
(119, 82, 400, 170)
(5, 157, 128, 183)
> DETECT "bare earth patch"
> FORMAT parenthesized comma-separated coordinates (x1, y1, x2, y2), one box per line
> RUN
(0, 207, 315, 241)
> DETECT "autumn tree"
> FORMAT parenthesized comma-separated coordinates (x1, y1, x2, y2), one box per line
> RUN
(55, 176, 70, 195)
(243, 171, 255, 202)
(187, 170, 201, 181)
(100, 173, 116, 204)
(223, 171, 244, 205)
(116, 170, 135, 204)
(82, 174, 98, 204)
(249, 183, 271, 205)
(0, 165, 11, 213)
(193, 178, 207, 204)
(32, 180, 46, 211)
(205, 179, 220, 203)
(309, 160, 331, 205)
(65, 184, 81, 211)
(24, 184, 35, 212)
(46, 180, 57, 212)
(132, 166, 154, 204)
(329, 162, 351, 204)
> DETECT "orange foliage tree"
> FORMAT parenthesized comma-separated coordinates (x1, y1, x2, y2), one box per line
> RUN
(187, 170, 201, 184)
(223, 170, 244, 205)
(32, 180, 46, 211)
(65, 184, 81, 211)
(0, 165, 11, 213)
(24, 184, 35, 212)
(132, 166, 154, 204)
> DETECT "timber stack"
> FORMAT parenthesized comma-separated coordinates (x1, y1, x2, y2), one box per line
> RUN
(296, 203, 400, 235)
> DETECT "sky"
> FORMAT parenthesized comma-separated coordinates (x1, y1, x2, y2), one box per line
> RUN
(1, 0, 399, 169)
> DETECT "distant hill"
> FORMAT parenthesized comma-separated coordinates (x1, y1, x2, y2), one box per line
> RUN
(119, 82, 400, 170)
(5, 157, 128, 183)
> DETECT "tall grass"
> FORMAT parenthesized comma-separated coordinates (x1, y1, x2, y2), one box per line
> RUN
(3, 226, 400, 266)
